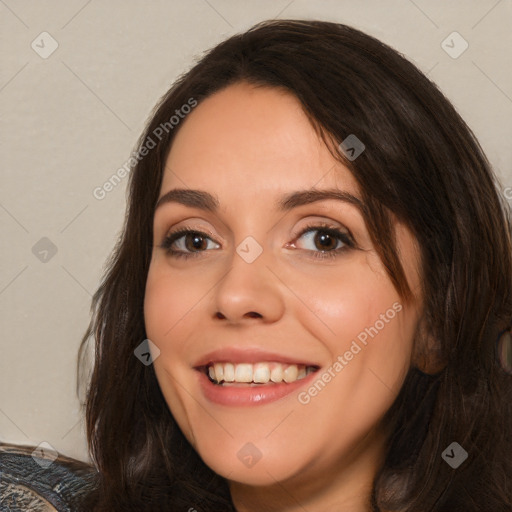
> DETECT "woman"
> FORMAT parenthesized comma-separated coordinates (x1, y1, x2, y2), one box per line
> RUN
(77, 19, 512, 511)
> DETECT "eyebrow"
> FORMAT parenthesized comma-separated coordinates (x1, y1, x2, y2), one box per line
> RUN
(154, 188, 364, 213)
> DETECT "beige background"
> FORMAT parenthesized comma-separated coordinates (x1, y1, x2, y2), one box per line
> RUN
(1, 0, 511, 464)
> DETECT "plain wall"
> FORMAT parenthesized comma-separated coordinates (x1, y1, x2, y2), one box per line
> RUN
(1, 0, 511, 463)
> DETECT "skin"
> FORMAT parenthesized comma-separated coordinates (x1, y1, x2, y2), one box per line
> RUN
(144, 82, 424, 511)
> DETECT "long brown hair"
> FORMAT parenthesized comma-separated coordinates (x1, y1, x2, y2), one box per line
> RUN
(77, 19, 512, 511)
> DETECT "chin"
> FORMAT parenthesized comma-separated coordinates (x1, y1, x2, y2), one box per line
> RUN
(194, 435, 314, 486)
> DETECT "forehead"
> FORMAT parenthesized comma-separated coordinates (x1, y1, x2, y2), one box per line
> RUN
(160, 82, 360, 200)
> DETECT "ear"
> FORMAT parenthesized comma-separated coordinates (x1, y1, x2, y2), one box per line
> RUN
(411, 315, 446, 375)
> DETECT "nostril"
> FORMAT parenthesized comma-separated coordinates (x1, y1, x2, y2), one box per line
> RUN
(245, 312, 262, 318)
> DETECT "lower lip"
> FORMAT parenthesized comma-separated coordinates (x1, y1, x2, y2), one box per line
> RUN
(196, 370, 318, 406)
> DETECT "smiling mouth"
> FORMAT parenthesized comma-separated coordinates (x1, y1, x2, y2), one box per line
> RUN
(199, 362, 319, 385)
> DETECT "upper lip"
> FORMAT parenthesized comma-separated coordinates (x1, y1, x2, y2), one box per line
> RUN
(193, 347, 321, 368)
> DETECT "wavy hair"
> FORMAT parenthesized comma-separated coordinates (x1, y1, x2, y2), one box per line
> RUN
(77, 19, 512, 511)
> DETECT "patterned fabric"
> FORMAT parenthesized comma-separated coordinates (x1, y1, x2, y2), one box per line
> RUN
(0, 444, 96, 512)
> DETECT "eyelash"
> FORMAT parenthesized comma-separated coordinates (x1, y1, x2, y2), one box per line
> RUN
(159, 222, 355, 261)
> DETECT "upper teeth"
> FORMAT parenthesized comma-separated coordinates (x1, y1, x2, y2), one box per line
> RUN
(206, 362, 316, 384)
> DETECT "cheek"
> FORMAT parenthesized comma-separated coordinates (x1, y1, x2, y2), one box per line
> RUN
(144, 262, 204, 350)
(292, 255, 415, 407)
(143, 265, 192, 391)
(144, 270, 174, 340)
(292, 255, 409, 352)
(143, 264, 201, 443)
(295, 285, 413, 461)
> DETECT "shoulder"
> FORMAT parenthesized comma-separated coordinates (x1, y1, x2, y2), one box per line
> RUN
(0, 443, 97, 512)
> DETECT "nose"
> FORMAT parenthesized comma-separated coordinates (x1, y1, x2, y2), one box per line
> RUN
(212, 244, 285, 325)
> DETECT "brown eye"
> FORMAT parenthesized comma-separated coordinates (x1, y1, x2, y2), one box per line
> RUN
(312, 231, 338, 251)
(183, 233, 209, 252)
(295, 225, 353, 252)
(160, 228, 220, 259)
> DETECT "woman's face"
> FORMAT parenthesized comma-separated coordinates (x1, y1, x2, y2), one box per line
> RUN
(144, 82, 423, 499)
